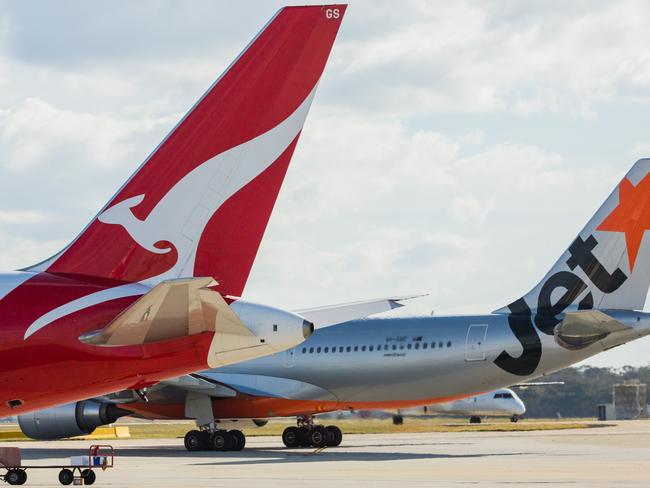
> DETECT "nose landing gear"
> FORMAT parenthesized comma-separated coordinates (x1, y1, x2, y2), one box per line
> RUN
(282, 416, 343, 448)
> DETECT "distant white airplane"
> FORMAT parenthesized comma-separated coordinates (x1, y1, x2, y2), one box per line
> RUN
(393, 388, 526, 424)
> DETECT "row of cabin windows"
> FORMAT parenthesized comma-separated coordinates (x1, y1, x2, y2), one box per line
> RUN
(493, 392, 514, 399)
(301, 341, 452, 354)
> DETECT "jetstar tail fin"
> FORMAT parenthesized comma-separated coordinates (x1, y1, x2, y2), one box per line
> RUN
(496, 158, 650, 318)
(27, 5, 347, 298)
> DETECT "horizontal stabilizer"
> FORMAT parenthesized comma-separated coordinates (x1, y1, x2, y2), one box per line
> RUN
(554, 310, 630, 350)
(79, 277, 252, 346)
(296, 294, 427, 328)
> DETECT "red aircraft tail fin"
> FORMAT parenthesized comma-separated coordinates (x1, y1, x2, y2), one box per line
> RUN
(29, 5, 346, 298)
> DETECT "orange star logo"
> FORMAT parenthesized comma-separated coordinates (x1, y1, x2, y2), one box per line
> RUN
(597, 174, 650, 271)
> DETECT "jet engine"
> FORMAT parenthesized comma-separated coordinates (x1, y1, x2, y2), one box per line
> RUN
(230, 300, 314, 353)
(17, 400, 130, 440)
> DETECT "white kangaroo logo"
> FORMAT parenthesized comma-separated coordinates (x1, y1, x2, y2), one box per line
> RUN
(98, 86, 317, 284)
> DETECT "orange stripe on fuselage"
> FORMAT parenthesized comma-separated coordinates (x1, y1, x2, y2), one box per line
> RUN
(125, 391, 478, 421)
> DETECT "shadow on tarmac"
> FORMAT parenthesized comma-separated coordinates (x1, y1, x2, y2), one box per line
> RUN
(19, 444, 532, 465)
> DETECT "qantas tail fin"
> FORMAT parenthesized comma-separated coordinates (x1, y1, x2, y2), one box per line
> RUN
(495, 158, 650, 323)
(28, 5, 346, 298)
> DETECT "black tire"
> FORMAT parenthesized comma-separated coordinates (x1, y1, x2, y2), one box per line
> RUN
(392, 415, 404, 425)
(58, 468, 74, 485)
(81, 469, 96, 486)
(230, 430, 246, 451)
(184, 430, 204, 451)
(16, 470, 26, 486)
(282, 426, 301, 448)
(510, 415, 519, 423)
(469, 416, 481, 424)
(6, 469, 22, 485)
(210, 431, 235, 451)
(309, 425, 328, 448)
(325, 425, 343, 447)
(298, 426, 310, 447)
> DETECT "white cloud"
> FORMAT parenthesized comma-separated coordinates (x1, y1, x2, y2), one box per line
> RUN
(0, 210, 46, 225)
(450, 196, 496, 225)
(0, 98, 175, 172)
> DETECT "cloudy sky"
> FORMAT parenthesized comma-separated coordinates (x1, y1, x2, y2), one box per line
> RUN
(2, 1, 650, 367)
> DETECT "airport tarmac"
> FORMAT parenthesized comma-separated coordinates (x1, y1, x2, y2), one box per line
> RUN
(8, 420, 650, 487)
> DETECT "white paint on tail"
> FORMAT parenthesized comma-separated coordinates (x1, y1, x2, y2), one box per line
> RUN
(98, 85, 318, 285)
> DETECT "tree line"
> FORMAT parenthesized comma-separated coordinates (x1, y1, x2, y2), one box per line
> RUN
(517, 366, 650, 418)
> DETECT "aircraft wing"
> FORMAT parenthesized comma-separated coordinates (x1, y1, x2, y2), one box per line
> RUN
(133, 372, 335, 403)
(295, 294, 427, 328)
(511, 382, 565, 389)
(79, 277, 253, 346)
(158, 374, 238, 398)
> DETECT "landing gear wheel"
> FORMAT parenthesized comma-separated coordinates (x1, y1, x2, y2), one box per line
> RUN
(392, 415, 404, 425)
(325, 425, 343, 447)
(469, 416, 481, 424)
(211, 431, 235, 451)
(6, 469, 25, 485)
(308, 425, 328, 448)
(510, 415, 519, 423)
(282, 426, 301, 448)
(7, 469, 26, 485)
(58, 468, 74, 485)
(184, 430, 205, 451)
(81, 469, 96, 485)
(298, 426, 310, 447)
(230, 430, 246, 451)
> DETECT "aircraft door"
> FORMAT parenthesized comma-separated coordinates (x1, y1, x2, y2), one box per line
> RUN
(283, 347, 296, 368)
(465, 324, 488, 361)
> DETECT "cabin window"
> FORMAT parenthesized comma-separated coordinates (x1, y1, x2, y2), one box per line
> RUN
(407, 343, 412, 350)
(346, 346, 351, 352)
(324, 347, 329, 353)
(423, 342, 428, 349)
(414, 343, 420, 350)
(309, 347, 314, 353)
(316, 347, 322, 353)
(354, 346, 359, 352)
(302, 347, 306, 354)
(447, 341, 452, 348)
(369, 345, 374, 351)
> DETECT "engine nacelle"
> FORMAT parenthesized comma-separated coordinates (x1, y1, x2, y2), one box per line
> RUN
(17, 400, 130, 440)
(230, 300, 313, 353)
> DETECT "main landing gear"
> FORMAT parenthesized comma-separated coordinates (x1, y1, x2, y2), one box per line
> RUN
(184, 429, 246, 452)
(281, 416, 343, 448)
